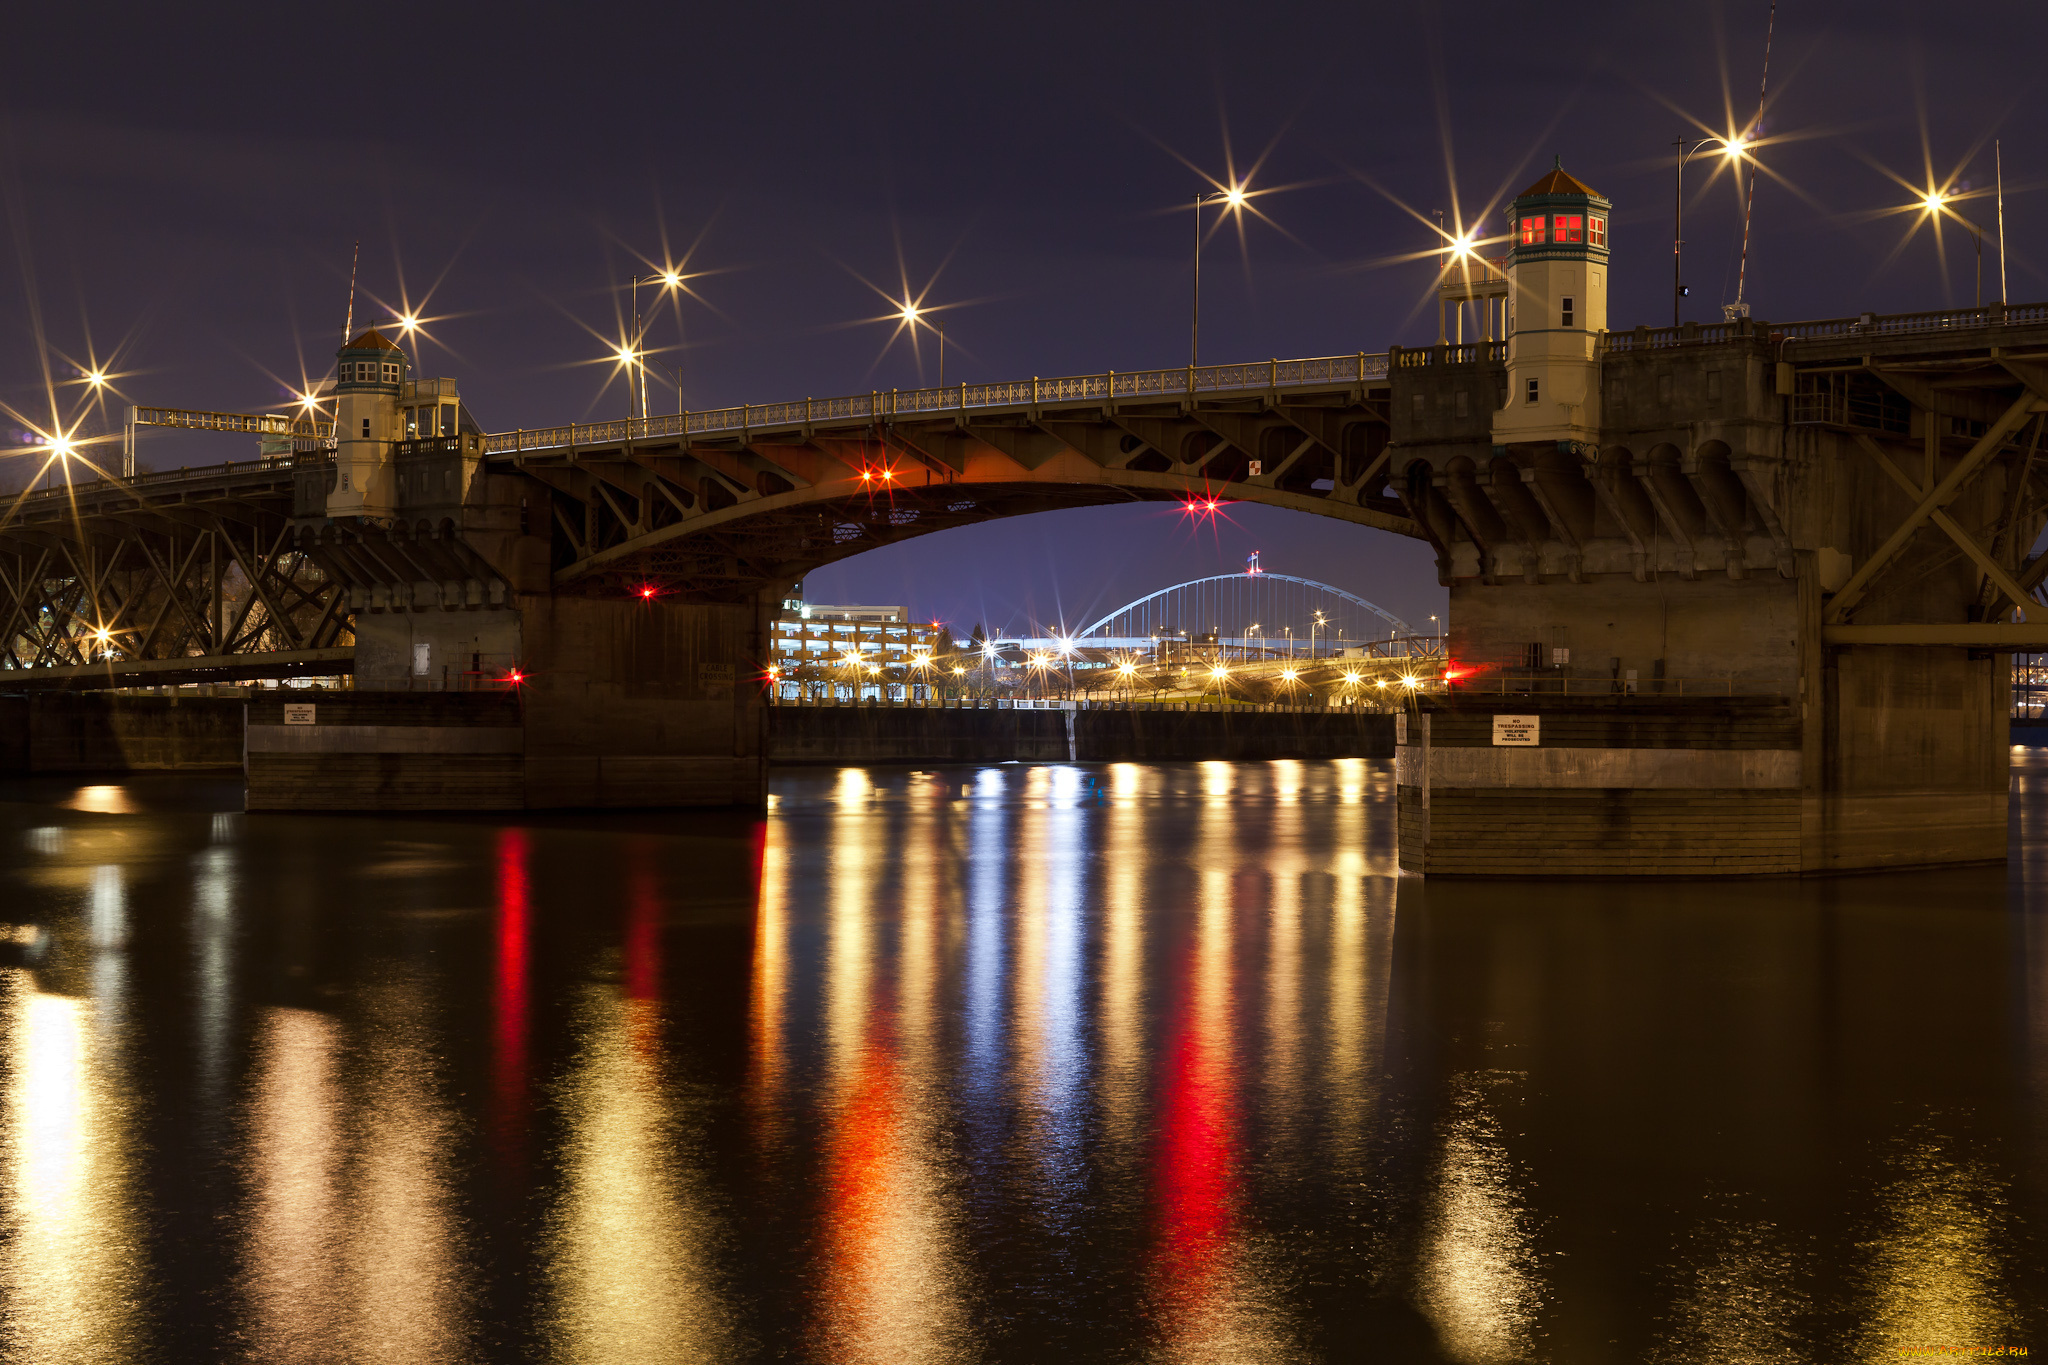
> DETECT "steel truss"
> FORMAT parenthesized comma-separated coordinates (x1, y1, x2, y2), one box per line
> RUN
(506, 383, 1405, 599)
(0, 472, 346, 678)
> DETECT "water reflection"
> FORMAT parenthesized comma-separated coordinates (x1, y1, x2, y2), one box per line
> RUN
(547, 984, 732, 1362)
(1649, 1212, 1808, 1365)
(1418, 1073, 1542, 1364)
(1854, 1133, 2018, 1356)
(0, 763, 2040, 1360)
(0, 978, 144, 1361)
(812, 768, 974, 1363)
(493, 827, 532, 1167)
(245, 1007, 345, 1362)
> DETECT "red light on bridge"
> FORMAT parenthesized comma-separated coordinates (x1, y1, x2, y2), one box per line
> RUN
(1176, 486, 1234, 524)
(504, 669, 526, 686)
(638, 585, 657, 599)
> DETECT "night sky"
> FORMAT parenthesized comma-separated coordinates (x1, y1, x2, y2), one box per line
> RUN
(4, 2, 2043, 636)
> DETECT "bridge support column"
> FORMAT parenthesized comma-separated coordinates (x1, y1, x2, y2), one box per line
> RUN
(515, 592, 768, 809)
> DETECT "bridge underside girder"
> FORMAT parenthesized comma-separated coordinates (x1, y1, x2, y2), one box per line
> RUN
(496, 384, 1417, 600)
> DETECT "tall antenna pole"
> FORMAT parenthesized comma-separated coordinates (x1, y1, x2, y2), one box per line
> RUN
(341, 240, 359, 347)
(1997, 139, 2008, 305)
(1733, 1, 1775, 317)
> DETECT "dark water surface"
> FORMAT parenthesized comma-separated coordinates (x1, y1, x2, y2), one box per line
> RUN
(0, 757, 2043, 1362)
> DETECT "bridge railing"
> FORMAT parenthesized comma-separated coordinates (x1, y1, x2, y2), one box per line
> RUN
(133, 406, 334, 439)
(1454, 673, 1797, 696)
(1603, 300, 2048, 352)
(10, 452, 314, 505)
(484, 352, 1391, 455)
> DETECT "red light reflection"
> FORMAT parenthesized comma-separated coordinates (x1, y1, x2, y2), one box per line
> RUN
(493, 828, 531, 1166)
(1149, 940, 1240, 1330)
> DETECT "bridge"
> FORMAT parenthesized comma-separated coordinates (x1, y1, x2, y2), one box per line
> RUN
(1, 350, 1408, 686)
(7, 162, 2048, 878)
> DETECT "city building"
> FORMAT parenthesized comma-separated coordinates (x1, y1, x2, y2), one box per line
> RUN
(769, 599, 948, 674)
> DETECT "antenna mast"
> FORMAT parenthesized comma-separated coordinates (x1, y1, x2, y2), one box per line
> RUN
(341, 240, 359, 347)
(1997, 139, 2008, 305)
(1732, 1, 1775, 318)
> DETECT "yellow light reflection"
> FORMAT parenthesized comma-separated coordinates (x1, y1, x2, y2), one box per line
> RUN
(1650, 1218, 1807, 1362)
(62, 785, 138, 816)
(748, 822, 790, 1140)
(1263, 763, 1305, 1140)
(1417, 1075, 1543, 1364)
(547, 988, 734, 1361)
(244, 1007, 344, 1362)
(243, 981, 462, 1359)
(1099, 766, 1147, 1155)
(0, 980, 143, 1360)
(351, 992, 463, 1360)
(1854, 1138, 2016, 1356)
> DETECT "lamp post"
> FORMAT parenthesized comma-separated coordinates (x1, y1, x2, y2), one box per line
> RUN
(1191, 185, 1247, 367)
(895, 303, 947, 389)
(1921, 190, 1985, 308)
(899, 304, 945, 388)
(1672, 135, 1750, 326)
(1310, 609, 1326, 660)
(390, 314, 422, 373)
(629, 270, 685, 419)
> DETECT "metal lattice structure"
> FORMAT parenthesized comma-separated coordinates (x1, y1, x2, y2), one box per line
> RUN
(0, 459, 351, 686)
(1079, 573, 1412, 643)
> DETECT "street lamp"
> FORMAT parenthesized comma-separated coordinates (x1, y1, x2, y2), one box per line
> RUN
(390, 313, 423, 372)
(1920, 189, 1987, 308)
(615, 344, 643, 421)
(1310, 609, 1327, 659)
(1672, 135, 1751, 325)
(1191, 183, 1248, 367)
(628, 270, 686, 419)
(899, 303, 946, 389)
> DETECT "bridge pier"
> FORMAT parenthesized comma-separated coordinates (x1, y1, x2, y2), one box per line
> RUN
(1388, 163, 2039, 877)
(246, 591, 770, 811)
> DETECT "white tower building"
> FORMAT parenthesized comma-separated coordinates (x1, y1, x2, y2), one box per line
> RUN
(1493, 160, 1612, 451)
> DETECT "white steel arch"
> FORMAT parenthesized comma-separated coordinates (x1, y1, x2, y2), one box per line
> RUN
(1079, 573, 1412, 639)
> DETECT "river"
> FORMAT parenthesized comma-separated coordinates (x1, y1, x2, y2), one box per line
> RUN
(0, 757, 2040, 1362)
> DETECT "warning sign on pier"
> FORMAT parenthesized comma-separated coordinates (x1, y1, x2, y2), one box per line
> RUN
(1492, 714, 1539, 746)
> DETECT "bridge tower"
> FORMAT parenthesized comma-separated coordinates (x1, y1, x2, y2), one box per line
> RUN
(1389, 160, 2048, 876)
(1496, 160, 1611, 450)
(328, 328, 406, 520)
